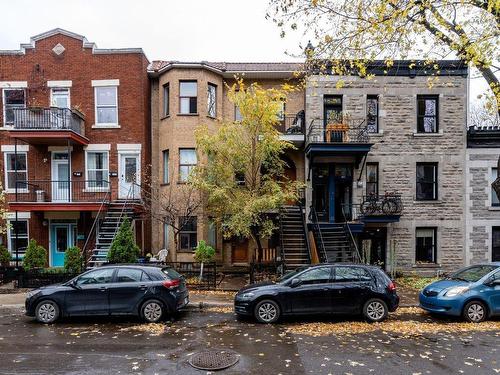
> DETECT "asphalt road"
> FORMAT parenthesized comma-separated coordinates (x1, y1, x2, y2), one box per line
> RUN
(0, 304, 498, 375)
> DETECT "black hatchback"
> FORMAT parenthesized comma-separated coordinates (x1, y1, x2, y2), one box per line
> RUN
(235, 264, 399, 323)
(25, 265, 189, 324)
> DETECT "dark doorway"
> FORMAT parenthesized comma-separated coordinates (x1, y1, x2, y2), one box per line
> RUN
(492, 227, 500, 262)
(312, 165, 329, 222)
(359, 228, 387, 269)
(334, 164, 353, 222)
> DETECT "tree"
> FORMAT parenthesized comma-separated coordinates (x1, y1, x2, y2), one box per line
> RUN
(0, 182, 7, 236)
(64, 246, 83, 273)
(107, 218, 140, 264)
(0, 245, 11, 267)
(470, 101, 500, 128)
(191, 81, 303, 262)
(269, 0, 500, 114)
(23, 239, 47, 270)
(194, 240, 215, 280)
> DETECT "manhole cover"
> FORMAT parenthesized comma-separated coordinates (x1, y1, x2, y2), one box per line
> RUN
(189, 349, 240, 371)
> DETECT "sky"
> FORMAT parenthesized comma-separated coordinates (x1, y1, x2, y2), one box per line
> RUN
(0, 0, 490, 101)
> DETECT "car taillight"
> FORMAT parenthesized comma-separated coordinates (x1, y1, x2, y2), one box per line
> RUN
(162, 279, 180, 289)
(387, 281, 396, 292)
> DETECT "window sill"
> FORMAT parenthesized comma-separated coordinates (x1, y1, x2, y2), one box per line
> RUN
(368, 131, 384, 137)
(177, 250, 195, 253)
(0, 126, 13, 131)
(160, 182, 170, 186)
(160, 115, 170, 120)
(413, 199, 441, 204)
(488, 206, 500, 211)
(206, 115, 217, 120)
(83, 188, 110, 193)
(177, 113, 199, 116)
(412, 132, 443, 137)
(5, 189, 29, 194)
(412, 263, 441, 268)
(92, 124, 121, 129)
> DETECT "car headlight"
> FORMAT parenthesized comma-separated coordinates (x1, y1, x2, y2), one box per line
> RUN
(26, 289, 40, 299)
(238, 292, 255, 300)
(444, 286, 469, 297)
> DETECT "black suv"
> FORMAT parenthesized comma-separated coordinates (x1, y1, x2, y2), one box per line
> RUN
(235, 264, 399, 323)
(26, 265, 189, 323)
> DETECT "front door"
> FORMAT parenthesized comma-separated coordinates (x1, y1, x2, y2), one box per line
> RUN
(51, 152, 70, 202)
(232, 238, 248, 264)
(50, 223, 76, 267)
(119, 154, 140, 199)
(312, 165, 329, 222)
(334, 164, 353, 222)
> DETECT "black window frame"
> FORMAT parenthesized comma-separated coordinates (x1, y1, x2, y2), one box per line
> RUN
(492, 168, 500, 207)
(162, 83, 170, 117)
(492, 227, 500, 262)
(417, 95, 439, 133)
(179, 216, 197, 251)
(366, 162, 379, 197)
(415, 227, 438, 264)
(207, 82, 217, 118)
(179, 80, 198, 114)
(366, 95, 379, 133)
(416, 162, 438, 201)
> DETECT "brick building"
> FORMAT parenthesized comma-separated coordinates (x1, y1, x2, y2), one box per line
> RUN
(0, 29, 150, 267)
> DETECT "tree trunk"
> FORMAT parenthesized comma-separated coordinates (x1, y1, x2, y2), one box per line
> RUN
(251, 228, 263, 263)
(199, 261, 204, 281)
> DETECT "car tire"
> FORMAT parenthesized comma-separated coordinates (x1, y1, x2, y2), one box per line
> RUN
(254, 299, 280, 324)
(35, 300, 60, 324)
(363, 298, 388, 323)
(141, 299, 165, 323)
(463, 300, 487, 323)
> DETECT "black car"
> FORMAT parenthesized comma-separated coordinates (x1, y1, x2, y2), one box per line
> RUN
(25, 264, 189, 324)
(235, 264, 399, 323)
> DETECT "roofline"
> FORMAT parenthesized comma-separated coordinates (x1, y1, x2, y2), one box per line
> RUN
(0, 28, 146, 57)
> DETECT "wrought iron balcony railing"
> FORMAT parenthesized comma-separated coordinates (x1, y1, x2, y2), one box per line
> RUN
(11, 107, 85, 136)
(14, 180, 111, 203)
(306, 118, 369, 144)
(341, 192, 404, 222)
(276, 112, 305, 135)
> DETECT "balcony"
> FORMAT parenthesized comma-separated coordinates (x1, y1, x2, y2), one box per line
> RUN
(345, 193, 404, 224)
(7, 107, 89, 145)
(276, 112, 305, 145)
(10, 180, 110, 211)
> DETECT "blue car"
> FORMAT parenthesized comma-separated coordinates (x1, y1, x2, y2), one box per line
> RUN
(419, 263, 500, 322)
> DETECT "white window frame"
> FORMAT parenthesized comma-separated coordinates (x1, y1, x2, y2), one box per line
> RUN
(85, 150, 110, 191)
(7, 218, 29, 258)
(93, 85, 119, 127)
(3, 151, 28, 193)
(491, 167, 500, 207)
(2, 88, 26, 127)
(50, 87, 71, 108)
(179, 148, 197, 183)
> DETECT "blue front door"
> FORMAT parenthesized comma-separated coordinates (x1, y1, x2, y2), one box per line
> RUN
(51, 223, 76, 267)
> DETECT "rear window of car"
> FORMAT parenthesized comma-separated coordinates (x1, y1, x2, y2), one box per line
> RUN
(162, 267, 182, 280)
(334, 266, 372, 282)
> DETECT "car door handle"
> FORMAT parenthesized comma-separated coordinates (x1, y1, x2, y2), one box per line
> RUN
(99, 287, 107, 292)
(139, 284, 147, 290)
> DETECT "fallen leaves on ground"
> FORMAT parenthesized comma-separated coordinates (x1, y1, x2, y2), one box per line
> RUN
(190, 290, 236, 299)
(119, 323, 167, 336)
(396, 276, 440, 291)
(204, 306, 234, 314)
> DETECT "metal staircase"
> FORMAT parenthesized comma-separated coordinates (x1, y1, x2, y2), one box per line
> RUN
(279, 205, 310, 269)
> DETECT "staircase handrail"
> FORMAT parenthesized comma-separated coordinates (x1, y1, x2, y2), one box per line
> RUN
(309, 206, 327, 262)
(341, 203, 362, 263)
(83, 189, 111, 268)
(297, 193, 312, 264)
(109, 181, 137, 250)
(278, 207, 287, 266)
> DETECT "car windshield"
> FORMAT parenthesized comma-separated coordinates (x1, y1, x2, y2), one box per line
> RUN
(449, 265, 498, 283)
(278, 267, 309, 283)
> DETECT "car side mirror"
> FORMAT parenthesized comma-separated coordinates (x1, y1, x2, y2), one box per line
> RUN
(68, 279, 81, 289)
(290, 278, 302, 288)
(485, 277, 500, 287)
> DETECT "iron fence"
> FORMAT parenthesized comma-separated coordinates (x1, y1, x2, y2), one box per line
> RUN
(275, 112, 305, 135)
(16, 270, 79, 289)
(12, 107, 85, 135)
(149, 261, 218, 290)
(14, 180, 111, 203)
(249, 261, 284, 284)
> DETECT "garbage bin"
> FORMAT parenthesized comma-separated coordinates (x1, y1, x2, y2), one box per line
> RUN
(36, 190, 45, 202)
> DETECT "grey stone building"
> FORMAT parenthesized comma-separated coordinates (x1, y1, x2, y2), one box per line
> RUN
(303, 61, 469, 275)
(466, 126, 500, 264)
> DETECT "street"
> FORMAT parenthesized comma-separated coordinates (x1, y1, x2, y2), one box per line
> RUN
(0, 302, 498, 374)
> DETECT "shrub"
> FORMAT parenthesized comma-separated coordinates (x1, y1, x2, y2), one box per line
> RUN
(107, 218, 140, 263)
(194, 240, 215, 280)
(64, 246, 83, 273)
(23, 239, 47, 271)
(0, 245, 11, 266)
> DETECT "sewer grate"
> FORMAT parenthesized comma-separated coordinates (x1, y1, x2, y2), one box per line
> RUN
(189, 349, 240, 371)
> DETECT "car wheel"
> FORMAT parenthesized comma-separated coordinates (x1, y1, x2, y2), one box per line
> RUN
(141, 300, 164, 323)
(463, 301, 487, 323)
(35, 300, 60, 324)
(363, 298, 388, 322)
(254, 299, 280, 324)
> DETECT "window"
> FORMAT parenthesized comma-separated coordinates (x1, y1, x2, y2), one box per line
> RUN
(416, 163, 438, 200)
(366, 163, 379, 197)
(163, 223, 169, 249)
(491, 168, 500, 206)
(4, 152, 27, 191)
(7, 219, 28, 258)
(334, 266, 372, 282)
(207, 83, 217, 117)
(116, 268, 147, 283)
(416, 227, 437, 263)
(95, 86, 118, 124)
(208, 218, 217, 249)
(296, 267, 332, 285)
(179, 81, 197, 114)
(417, 95, 438, 133)
(51, 88, 70, 108)
(162, 150, 169, 184)
(86, 152, 109, 189)
(179, 216, 197, 251)
(492, 227, 500, 262)
(163, 83, 170, 117)
(2, 89, 25, 126)
(76, 268, 114, 285)
(366, 95, 379, 133)
(179, 148, 197, 182)
(235, 105, 242, 121)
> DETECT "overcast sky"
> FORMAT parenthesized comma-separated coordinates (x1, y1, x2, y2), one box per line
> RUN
(0, 0, 489, 101)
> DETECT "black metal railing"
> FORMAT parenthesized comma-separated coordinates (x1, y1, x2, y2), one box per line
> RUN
(276, 112, 306, 135)
(341, 204, 362, 263)
(12, 107, 85, 136)
(307, 118, 369, 144)
(149, 261, 218, 290)
(14, 180, 111, 203)
(308, 206, 328, 263)
(17, 270, 80, 289)
(250, 261, 284, 284)
(359, 192, 403, 216)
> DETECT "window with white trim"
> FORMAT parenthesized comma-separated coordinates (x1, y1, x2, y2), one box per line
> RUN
(179, 149, 197, 182)
(4, 152, 27, 191)
(51, 88, 70, 108)
(95, 86, 118, 124)
(2, 89, 25, 126)
(86, 151, 109, 189)
(7, 219, 29, 259)
(179, 81, 197, 114)
(163, 150, 170, 184)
